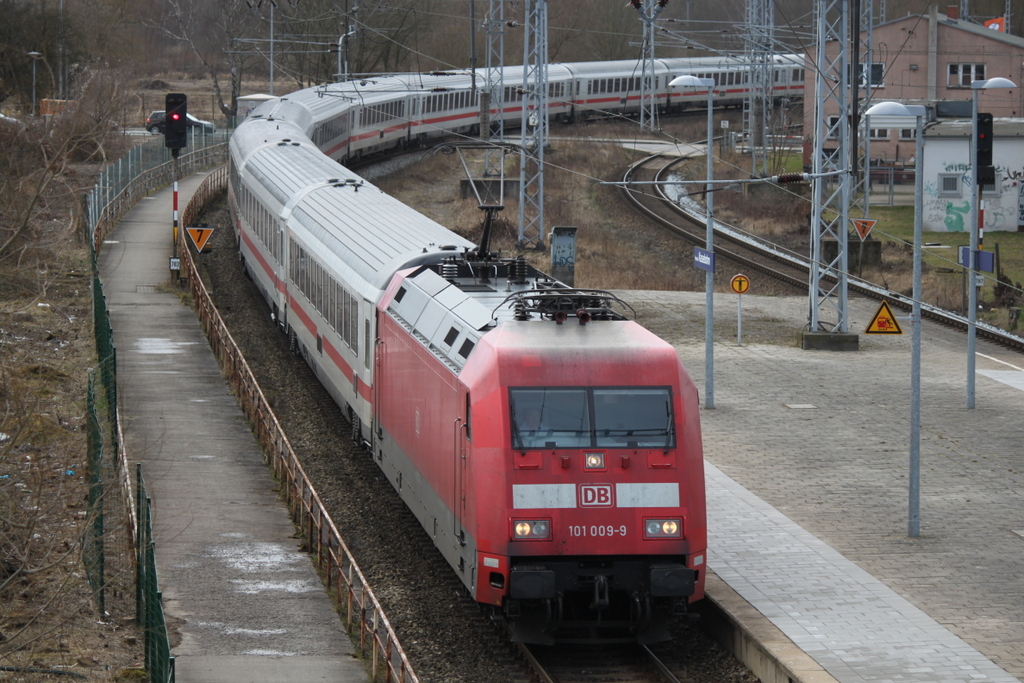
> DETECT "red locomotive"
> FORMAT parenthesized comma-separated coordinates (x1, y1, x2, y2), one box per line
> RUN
(374, 262, 706, 643)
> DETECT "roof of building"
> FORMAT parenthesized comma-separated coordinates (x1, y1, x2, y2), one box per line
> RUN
(863, 12, 1024, 50)
(923, 118, 1024, 137)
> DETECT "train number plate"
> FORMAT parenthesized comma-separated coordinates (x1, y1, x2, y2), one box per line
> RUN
(568, 525, 627, 537)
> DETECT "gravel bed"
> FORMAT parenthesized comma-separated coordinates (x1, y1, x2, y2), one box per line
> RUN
(196, 193, 759, 683)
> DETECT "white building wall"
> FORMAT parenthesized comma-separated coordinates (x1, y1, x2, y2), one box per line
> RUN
(922, 137, 1024, 233)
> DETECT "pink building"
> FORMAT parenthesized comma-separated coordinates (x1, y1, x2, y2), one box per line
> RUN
(803, 4, 1024, 167)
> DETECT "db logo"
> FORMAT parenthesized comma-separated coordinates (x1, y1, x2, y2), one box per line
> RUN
(579, 484, 614, 507)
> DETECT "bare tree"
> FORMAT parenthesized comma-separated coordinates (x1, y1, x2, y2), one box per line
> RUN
(147, 0, 262, 118)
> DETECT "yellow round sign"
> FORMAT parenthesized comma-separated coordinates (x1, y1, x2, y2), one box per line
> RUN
(730, 274, 750, 294)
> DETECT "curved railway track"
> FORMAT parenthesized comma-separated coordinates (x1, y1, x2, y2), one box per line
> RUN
(620, 152, 1024, 353)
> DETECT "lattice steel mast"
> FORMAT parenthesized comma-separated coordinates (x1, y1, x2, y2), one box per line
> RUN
(482, 0, 506, 178)
(850, 0, 874, 218)
(518, 0, 548, 248)
(631, 0, 668, 132)
(744, 0, 774, 176)
(809, 0, 852, 334)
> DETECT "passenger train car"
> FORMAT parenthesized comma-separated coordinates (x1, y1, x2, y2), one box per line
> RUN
(301, 53, 804, 164)
(226, 54, 797, 643)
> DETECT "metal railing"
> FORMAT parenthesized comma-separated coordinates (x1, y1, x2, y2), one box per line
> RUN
(87, 135, 228, 252)
(179, 169, 420, 683)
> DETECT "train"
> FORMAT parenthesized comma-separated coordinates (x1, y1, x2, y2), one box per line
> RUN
(302, 53, 804, 164)
(224, 53, 800, 643)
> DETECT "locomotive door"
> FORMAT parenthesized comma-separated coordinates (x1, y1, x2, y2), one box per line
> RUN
(454, 387, 469, 546)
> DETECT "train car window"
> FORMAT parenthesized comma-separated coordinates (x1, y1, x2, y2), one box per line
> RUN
(444, 326, 460, 347)
(350, 296, 359, 355)
(458, 339, 474, 359)
(363, 319, 370, 369)
(509, 387, 674, 450)
(510, 388, 590, 450)
(593, 388, 674, 449)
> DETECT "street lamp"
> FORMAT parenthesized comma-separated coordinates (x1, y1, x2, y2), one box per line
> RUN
(967, 77, 1016, 409)
(27, 51, 42, 116)
(670, 74, 716, 409)
(865, 100, 926, 538)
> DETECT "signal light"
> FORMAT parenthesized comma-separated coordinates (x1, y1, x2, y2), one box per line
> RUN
(976, 112, 995, 185)
(165, 93, 188, 151)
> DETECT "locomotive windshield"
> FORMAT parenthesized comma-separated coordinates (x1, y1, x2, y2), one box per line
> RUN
(510, 387, 674, 450)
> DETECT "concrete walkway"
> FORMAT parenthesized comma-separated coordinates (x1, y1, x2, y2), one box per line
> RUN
(98, 173, 367, 683)
(628, 290, 1024, 683)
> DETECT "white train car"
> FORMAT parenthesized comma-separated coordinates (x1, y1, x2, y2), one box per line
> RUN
(229, 107, 476, 438)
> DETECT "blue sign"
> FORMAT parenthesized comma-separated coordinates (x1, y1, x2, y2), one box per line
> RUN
(958, 246, 995, 273)
(694, 247, 715, 273)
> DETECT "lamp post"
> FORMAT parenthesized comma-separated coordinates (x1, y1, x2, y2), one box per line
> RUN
(27, 51, 41, 116)
(670, 75, 716, 409)
(865, 100, 926, 537)
(967, 77, 1016, 409)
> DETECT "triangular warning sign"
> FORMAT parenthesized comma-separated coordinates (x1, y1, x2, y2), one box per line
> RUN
(852, 218, 876, 240)
(865, 300, 903, 335)
(186, 227, 215, 251)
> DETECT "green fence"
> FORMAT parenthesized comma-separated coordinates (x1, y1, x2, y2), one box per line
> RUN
(83, 371, 105, 616)
(136, 465, 175, 683)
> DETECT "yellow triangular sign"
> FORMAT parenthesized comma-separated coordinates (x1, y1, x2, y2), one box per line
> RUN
(186, 227, 215, 251)
(865, 300, 903, 334)
(852, 218, 876, 240)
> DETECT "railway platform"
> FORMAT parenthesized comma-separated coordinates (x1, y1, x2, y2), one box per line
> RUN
(98, 175, 367, 683)
(628, 290, 1024, 683)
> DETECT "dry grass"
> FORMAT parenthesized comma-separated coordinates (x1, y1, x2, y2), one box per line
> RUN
(2, 82, 144, 681)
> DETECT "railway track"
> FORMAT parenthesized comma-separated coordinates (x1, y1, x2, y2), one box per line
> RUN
(620, 152, 1024, 353)
(518, 642, 686, 683)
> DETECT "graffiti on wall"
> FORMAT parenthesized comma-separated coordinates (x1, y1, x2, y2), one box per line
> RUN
(924, 163, 1023, 232)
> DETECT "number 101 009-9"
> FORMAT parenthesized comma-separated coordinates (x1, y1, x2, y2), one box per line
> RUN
(568, 525, 627, 537)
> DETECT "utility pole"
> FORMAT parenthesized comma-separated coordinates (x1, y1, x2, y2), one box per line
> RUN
(518, 0, 548, 248)
(805, 0, 855, 347)
(744, 0, 774, 176)
(483, 0, 506, 179)
(631, 0, 668, 132)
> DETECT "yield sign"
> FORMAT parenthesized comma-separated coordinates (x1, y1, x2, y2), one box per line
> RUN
(186, 227, 215, 251)
(852, 218, 876, 241)
(865, 300, 903, 335)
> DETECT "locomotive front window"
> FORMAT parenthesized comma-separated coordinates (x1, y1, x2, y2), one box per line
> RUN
(593, 388, 673, 448)
(510, 387, 674, 450)
(510, 389, 590, 449)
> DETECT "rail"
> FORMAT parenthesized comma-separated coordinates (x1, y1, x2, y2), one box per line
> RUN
(178, 168, 419, 683)
(630, 153, 1024, 352)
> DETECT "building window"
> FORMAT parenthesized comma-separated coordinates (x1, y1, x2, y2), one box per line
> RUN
(899, 128, 917, 140)
(859, 62, 885, 88)
(826, 115, 841, 140)
(938, 173, 961, 197)
(868, 128, 889, 140)
(948, 63, 985, 87)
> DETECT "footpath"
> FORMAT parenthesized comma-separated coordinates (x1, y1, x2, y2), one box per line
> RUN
(98, 173, 367, 683)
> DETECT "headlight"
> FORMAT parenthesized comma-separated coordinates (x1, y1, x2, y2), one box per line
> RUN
(644, 518, 682, 539)
(584, 452, 605, 470)
(513, 519, 551, 540)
